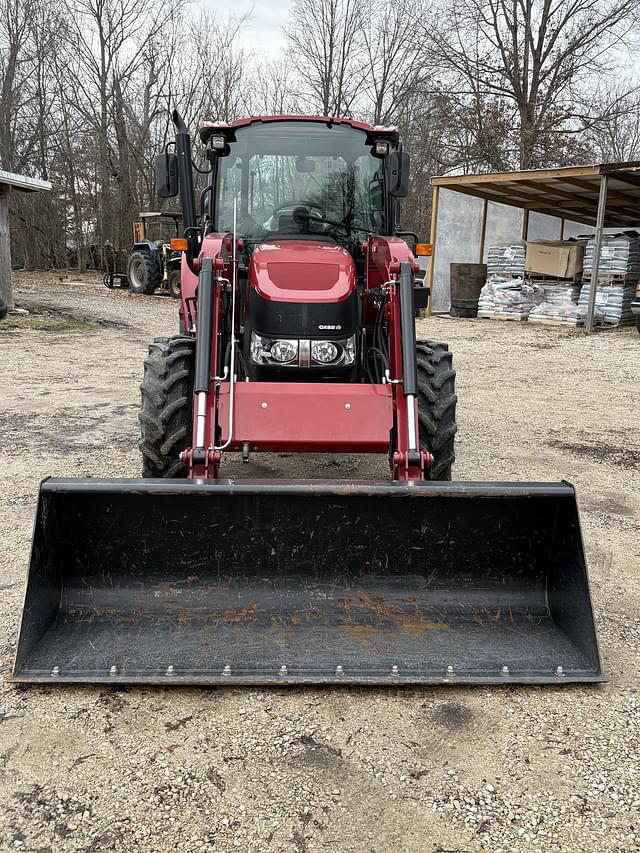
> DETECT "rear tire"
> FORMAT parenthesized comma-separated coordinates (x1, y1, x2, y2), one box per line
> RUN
(139, 336, 195, 478)
(128, 251, 162, 295)
(168, 269, 181, 299)
(416, 340, 457, 480)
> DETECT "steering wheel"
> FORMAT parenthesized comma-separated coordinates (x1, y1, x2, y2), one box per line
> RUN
(271, 200, 326, 222)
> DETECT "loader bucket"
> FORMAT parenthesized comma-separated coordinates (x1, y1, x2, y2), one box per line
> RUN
(12, 478, 603, 685)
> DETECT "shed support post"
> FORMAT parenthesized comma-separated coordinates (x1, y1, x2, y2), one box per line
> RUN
(478, 198, 489, 263)
(586, 176, 608, 334)
(0, 187, 12, 311)
(521, 209, 529, 241)
(427, 185, 439, 316)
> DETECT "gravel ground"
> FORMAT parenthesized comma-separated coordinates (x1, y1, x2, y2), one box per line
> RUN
(0, 272, 638, 853)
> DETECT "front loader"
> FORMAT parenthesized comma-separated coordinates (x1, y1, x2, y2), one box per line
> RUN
(12, 113, 603, 685)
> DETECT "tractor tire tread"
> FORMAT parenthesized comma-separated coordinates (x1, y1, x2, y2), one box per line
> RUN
(416, 340, 457, 481)
(139, 336, 195, 478)
(128, 250, 162, 295)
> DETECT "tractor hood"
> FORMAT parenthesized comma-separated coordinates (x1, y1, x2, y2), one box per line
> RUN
(248, 240, 356, 303)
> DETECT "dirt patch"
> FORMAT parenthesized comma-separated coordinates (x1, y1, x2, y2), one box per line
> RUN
(548, 439, 640, 469)
(430, 701, 475, 730)
(0, 409, 137, 455)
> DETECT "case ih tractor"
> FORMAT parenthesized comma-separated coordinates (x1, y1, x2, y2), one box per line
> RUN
(12, 112, 602, 687)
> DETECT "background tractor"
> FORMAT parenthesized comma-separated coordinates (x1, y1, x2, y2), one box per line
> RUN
(127, 211, 182, 297)
(104, 212, 183, 297)
(12, 112, 602, 687)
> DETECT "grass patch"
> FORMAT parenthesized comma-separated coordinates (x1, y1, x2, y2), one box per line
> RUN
(1, 313, 90, 332)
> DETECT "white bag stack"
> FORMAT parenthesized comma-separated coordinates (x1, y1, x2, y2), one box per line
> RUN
(577, 283, 636, 326)
(478, 275, 543, 320)
(528, 281, 588, 326)
(486, 243, 526, 277)
(583, 234, 640, 279)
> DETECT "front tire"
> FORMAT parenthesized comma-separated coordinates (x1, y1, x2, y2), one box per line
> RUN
(416, 340, 457, 480)
(139, 336, 195, 478)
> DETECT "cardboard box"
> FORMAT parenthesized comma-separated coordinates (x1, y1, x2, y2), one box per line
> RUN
(525, 241, 584, 279)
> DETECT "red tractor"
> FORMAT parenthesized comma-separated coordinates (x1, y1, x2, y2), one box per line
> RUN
(12, 113, 602, 687)
(145, 113, 453, 482)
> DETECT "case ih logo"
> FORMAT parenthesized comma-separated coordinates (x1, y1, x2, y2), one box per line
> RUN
(318, 324, 342, 330)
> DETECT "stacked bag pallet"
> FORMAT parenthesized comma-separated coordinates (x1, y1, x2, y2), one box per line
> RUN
(478, 276, 543, 320)
(583, 234, 640, 279)
(486, 243, 526, 277)
(479, 241, 536, 320)
(577, 283, 635, 325)
(580, 233, 640, 326)
(473, 234, 637, 327)
(528, 280, 587, 326)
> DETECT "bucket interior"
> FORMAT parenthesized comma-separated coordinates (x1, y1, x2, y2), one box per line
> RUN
(13, 480, 603, 684)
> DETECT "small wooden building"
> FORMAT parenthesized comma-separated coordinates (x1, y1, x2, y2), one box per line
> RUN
(0, 170, 52, 310)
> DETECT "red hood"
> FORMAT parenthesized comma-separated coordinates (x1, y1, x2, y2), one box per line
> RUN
(248, 240, 356, 303)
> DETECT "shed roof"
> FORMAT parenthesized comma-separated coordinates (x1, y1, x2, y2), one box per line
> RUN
(0, 170, 52, 193)
(431, 162, 640, 228)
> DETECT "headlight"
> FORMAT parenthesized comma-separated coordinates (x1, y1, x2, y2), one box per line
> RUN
(270, 340, 298, 363)
(311, 340, 339, 364)
(250, 332, 356, 368)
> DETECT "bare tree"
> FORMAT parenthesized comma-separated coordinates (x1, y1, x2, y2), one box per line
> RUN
(286, 0, 367, 116)
(361, 0, 429, 125)
(432, 0, 638, 169)
(583, 83, 640, 161)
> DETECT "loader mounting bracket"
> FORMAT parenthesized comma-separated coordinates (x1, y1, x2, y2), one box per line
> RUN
(393, 449, 432, 479)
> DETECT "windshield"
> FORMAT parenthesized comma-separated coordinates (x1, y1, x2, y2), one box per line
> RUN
(215, 122, 385, 242)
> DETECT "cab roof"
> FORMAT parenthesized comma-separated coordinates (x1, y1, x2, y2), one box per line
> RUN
(199, 115, 399, 146)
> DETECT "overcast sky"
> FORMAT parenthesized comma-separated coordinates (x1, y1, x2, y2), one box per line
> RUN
(204, 0, 291, 54)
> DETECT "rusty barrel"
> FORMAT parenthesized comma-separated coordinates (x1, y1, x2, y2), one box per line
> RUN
(12, 478, 603, 685)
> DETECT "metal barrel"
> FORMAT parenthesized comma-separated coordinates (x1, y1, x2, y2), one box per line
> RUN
(12, 478, 604, 685)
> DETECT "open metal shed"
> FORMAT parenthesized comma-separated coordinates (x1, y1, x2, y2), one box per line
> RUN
(0, 169, 52, 310)
(428, 162, 640, 332)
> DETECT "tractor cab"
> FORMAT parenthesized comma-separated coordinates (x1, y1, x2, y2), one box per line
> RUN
(177, 118, 410, 379)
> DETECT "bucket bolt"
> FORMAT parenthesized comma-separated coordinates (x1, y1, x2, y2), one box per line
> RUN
(555, 665, 565, 677)
(500, 666, 510, 677)
(391, 665, 400, 676)
(109, 665, 119, 677)
(223, 665, 232, 676)
(279, 665, 288, 676)
(166, 665, 176, 677)
(51, 666, 60, 677)
(335, 665, 345, 676)
(446, 665, 455, 677)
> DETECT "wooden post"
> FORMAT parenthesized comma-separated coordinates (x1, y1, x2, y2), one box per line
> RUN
(521, 208, 529, 241)
(478, 198, 489, 262)
(426, 185, 440, 316)
(0, 187, 12, 311)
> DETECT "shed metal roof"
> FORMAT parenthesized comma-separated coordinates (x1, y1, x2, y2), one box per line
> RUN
(431, 163, 640, 228)
(0, 170, 52, 193)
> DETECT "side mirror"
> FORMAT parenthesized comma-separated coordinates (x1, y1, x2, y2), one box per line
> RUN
(155, 152, 178, 198)
(388, 150, 410, 198)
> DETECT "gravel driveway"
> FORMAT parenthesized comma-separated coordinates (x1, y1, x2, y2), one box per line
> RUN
(0, 272, 638, 852)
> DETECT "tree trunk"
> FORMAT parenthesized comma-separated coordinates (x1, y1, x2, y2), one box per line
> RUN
(0, 188, 13, 310)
